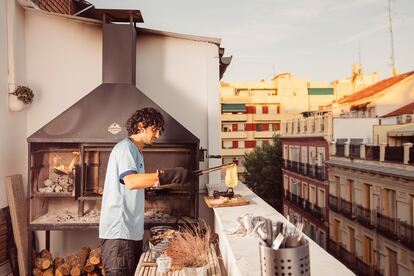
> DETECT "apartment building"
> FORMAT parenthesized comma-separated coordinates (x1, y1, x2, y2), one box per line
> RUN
(221, 65, 378, 178)
(280, 111, 333, 248)
(326, 72, 414, 276)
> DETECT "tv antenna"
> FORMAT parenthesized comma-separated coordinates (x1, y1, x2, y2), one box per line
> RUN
(387, 0, 397, 76)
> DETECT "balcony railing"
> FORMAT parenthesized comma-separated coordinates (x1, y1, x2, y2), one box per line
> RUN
(287, 159, 293, 170)
(355, 257, 384, 276)
(340, 198, 355, 219)
(399, 221, 414, 249)
(312, 205, 326, 221)
(315, 165, 326, 181)
(356, 205, 376, 228)
(349, 144, 360, 158)
(336, 144, 345, 157)
(365, 146, 380, 161)
(306, 163, 315, 178)
(377, 213, 398, 240)
(291, 161, 300, 172)
(299, 162, 307, 175)
(385, 146, 404, 163)
(328, 239, 383, 276)
(329, 194, 340, 212)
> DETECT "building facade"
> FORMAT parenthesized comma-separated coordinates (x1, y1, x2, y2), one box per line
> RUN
(326, 72, 414, 276)
(281, 112, 333, 249)
(221, 65, 378, 178)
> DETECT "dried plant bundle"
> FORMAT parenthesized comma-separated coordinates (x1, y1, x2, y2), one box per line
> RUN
(12, 85, 34, 104)
(165, 221, 211, 269)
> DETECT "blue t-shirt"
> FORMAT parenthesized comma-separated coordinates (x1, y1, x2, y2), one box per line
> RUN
(99, 138, 145, 240)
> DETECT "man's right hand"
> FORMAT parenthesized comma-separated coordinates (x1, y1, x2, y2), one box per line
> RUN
(159, 167, 189, 185)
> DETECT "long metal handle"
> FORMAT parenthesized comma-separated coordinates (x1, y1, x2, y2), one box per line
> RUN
(193, 162, 235, 176)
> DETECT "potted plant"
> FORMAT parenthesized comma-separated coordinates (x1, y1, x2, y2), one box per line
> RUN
(9, 85, 34, 111)
(165, 222, 211, 275)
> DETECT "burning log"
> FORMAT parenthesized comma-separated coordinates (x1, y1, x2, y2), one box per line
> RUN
(70, 247, 91, 276)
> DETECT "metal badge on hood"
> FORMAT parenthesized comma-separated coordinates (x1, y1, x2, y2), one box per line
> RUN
(108, 122, 122, 135)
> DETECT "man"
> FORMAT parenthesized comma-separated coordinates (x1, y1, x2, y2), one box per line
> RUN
(99, 107, 188, 275)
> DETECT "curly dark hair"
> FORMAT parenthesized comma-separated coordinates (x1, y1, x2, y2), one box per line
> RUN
(126, 108, 165, 136)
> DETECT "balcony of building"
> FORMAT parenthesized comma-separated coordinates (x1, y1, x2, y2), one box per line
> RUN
(253, 131, 275, 139)
(284, 190, 326, 222)
(283, 159, 327, 181)
(332, 140, 413, 166)
(327, 239, 383, 276)
(329, 194, 340, 212)
(212, 183, 353, 275)
(377, 213, 399, 240)
(221, 148, 253, 156)
(221, 113, 248, 122)
(281, 114, 332, 138)
(339, 198, 355, 219)
(221, 131, 248, 139)
(355, 205, 376, 229)
(399, 221, 414, 250)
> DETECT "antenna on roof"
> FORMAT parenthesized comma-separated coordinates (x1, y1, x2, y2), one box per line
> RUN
(358, 40, 362, 67)
(387, 0, 398, 76)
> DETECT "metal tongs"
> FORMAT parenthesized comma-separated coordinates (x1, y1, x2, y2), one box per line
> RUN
(192, 162, 235, 176)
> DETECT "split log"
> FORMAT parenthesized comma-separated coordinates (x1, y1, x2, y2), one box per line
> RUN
(54, 257, 65, 270)
(40, 249, 53, 260)
(42, 267, 53, 276)
(89, 247, 101, 265)
(96, 261, 103, 269)
(83, 258, 95, 273)
(70, 247, 90, 276)
(55, 254, 76, 276)
(32, 267, 42, 276)
(34, 256, 51, 270)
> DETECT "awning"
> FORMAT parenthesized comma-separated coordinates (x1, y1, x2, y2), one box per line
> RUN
(308, 88, 334, 95)
(222, 104, 246, 113)
(388, 124, 414, 137)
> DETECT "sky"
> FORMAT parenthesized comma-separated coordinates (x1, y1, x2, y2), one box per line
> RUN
(90, 0, 414, 83)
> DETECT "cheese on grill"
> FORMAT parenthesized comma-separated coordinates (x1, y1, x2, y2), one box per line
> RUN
(225, 164, 238, 188)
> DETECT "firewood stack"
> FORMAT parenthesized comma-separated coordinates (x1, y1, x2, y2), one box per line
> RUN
(32, 247, 105, 276)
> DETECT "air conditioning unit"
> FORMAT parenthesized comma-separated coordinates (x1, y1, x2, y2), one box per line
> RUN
(397, 114, 413, 124)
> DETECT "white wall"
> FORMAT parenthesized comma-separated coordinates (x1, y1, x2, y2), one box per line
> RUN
(0, 0, 27, 209)
(22, 10, 221, 256)
(375, 75, 414, 117)
(333, 118, 379, 144)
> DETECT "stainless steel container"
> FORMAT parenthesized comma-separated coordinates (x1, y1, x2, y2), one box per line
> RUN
(259, 239, 310, 276)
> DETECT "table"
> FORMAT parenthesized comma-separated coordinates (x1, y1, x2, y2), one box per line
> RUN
(135, 244, 222, 276)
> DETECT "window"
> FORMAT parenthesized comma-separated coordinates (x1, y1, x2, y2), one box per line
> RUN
(349, 227, 355, 254)
(363, 184, 371, 209)
(223, 140, 232, 149)
(269, 106, 276, 115)
(388, 248, 398, 276)
(256, 140, 263, 147)
(222, 124, 232, 132)
(333, 219, 341, 242)
(256, 124, 263, 131)
(232, 141, 238, 149)
(302, 183, 308, 199)
(309, 185, 316, 204)
(256, 105, 262, 114)
(238, 141, 245, 149)
(270, 123, 280, 131)
(318, 188, 325, 208)
(238, 123, 244, 131)
(319, 230, 326, 249)
(363, 236, 374, 265)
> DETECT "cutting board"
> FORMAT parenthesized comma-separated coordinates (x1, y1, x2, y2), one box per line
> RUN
(204, 194, 250, 208)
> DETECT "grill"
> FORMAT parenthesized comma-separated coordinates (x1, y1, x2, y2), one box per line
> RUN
(27, 19, 204, 271)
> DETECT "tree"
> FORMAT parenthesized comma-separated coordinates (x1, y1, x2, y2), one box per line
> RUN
(243, 135, 283, 212)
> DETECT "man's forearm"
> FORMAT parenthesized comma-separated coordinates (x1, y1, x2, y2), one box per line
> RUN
(123, 172, 158, 190)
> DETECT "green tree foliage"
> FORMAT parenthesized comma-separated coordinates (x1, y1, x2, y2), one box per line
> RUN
(243, 135, 283, 212)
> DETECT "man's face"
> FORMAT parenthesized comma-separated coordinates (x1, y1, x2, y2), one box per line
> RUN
(142, 125, 161, 145)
